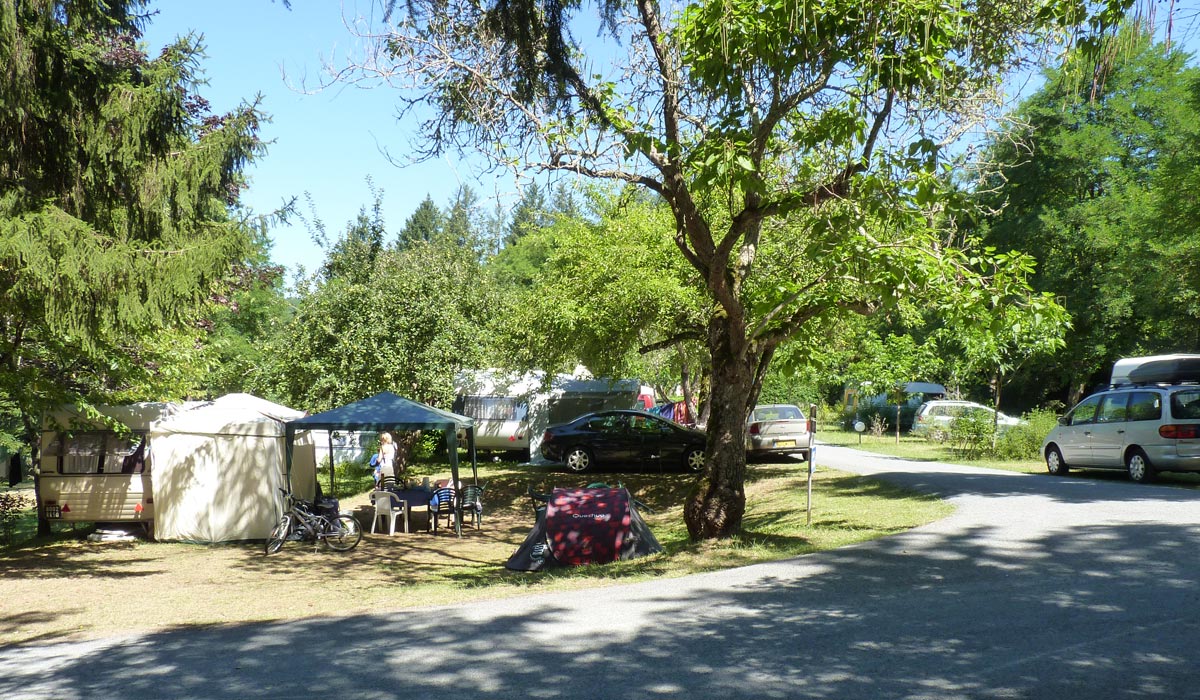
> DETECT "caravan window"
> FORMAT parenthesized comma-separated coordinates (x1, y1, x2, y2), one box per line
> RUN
(50, 432, 144, 474)
(460, 396, 524, 421)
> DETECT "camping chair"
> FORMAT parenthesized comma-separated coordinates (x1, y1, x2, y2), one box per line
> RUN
(430, 487, 456, 533)
(527, 484, 550, 519)
(459, 483, 486, 528)
(369, 491, 406, 535)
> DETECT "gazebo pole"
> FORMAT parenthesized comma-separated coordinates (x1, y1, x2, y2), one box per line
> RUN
(447, 428, 461, 537)
(327, 431, 335, 498)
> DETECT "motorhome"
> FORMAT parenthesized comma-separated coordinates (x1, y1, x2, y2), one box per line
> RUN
(454, 370, 654, 458)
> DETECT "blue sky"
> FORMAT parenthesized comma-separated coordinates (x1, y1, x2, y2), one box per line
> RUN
(140, 2, 1200, 280)
(141, 1, 516, 279)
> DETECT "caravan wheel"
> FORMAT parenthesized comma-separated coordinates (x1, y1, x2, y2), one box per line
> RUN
(565, 446, 594, 473)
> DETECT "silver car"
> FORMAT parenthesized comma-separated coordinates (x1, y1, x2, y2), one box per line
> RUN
(746, 404, 810, 460)
(1041, 385, 1200, 482)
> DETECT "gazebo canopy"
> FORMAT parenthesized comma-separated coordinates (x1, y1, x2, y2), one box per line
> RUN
(284, 391, 477, 535)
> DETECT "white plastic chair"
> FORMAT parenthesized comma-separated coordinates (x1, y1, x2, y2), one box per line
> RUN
(369, 491, 406, 535)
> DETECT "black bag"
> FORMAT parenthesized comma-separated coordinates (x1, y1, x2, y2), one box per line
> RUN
(315, 497, 340, 520)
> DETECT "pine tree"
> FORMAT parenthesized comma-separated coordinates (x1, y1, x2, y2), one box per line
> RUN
(0, 0, 268, 531)
(396, 195, 443, 249)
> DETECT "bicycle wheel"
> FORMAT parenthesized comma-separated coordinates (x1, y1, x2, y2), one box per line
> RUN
(264, 514, 291, 555)
(323, 514, 362, 551)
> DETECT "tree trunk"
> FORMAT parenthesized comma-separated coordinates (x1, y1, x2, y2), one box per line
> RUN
(684, 316, 755, 540)
(24, 417, 49, 537)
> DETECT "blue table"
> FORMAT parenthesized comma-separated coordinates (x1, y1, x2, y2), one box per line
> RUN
(386, 488, 433, 532)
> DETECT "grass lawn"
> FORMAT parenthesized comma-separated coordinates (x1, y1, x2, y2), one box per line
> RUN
(816, 426, 1200, 487)
(0, 456, 951, 646)
(816, 428, 1045, 473)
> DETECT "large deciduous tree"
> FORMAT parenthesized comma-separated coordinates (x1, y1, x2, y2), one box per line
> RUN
(263, 229, 492, 415)
(348, 0, 1122, 539)
(978, 25, 1199, 405)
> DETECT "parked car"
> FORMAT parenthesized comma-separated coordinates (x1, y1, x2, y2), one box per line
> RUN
(539, 410, 707, 473)
(746, 404, 810, 460)
(1041, 383, 1200, 482)
(912, 400, 1022, 438)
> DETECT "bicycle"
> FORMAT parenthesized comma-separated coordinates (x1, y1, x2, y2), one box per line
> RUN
(264, 488, 362, 554)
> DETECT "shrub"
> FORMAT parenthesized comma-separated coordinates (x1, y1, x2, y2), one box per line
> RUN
(0, 492, 31, 546)
(948, 410, 995, 459)
(992, 408, 1060, 461)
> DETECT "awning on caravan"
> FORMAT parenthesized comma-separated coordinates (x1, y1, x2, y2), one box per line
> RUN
(284, 391, 477, 536)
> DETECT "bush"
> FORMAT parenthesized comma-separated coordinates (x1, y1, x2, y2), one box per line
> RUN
(992, 408, 1059, 461)
(0, 491, 32, 546)
(948, 410, 995, 459)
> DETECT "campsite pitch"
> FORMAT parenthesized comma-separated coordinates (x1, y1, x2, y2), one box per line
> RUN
(0, 460, 951, 646)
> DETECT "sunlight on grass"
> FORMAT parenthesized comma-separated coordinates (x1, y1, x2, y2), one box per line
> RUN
(816, 428, 1044, 473)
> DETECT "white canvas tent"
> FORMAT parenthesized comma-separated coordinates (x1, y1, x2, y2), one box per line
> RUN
(149, 394, 317, 543)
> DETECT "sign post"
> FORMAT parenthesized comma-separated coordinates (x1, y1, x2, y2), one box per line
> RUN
(807, 404, 817, 526)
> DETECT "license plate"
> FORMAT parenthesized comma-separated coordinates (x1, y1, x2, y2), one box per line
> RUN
(775, 440, 796, 448)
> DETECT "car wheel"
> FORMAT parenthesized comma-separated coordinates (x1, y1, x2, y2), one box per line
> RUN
(565, 446, 594, 473)
(1126, 448, 1155, 483)
(684, 447, 705, 472)
(1045, 446, 1069, 476)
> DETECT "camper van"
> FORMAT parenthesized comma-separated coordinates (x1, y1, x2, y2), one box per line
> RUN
(38, 402, 180, 529)
(454, 370, 654, 458)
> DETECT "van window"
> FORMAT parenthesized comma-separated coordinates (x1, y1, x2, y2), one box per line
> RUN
(1096, 393, 1129, 423)
(1067, 395, 1101, 425)
(1170, 390, 1200, 420)
(1128, 392, 1162, 422)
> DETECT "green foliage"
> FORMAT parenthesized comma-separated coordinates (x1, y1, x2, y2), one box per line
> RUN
(492, 192, 707, 378)
(0, 491, 32, 545)
(947, 410, 995, 460)
(505, 183, 549, 248)
(978, 27, 1200, 403)
(992, 409, 1060, 461)
(0, 0, 268, 453)
(397, 195, 445, 250)
(321, 192, 388, 284)
(262, 233, 493, 413)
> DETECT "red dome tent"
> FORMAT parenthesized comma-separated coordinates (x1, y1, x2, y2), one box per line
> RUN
(506, 486, 661, 570)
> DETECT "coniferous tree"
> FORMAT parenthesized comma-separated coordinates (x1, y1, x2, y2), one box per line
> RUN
(396, 195, 443, 249)
(0, 0, 269, 531)
(443, 185, 480, 250)
(504, 183, 548, 248)
(322, 193, 387, 284)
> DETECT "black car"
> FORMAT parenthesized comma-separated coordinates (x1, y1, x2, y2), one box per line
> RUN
(539, 410, 707, 473)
